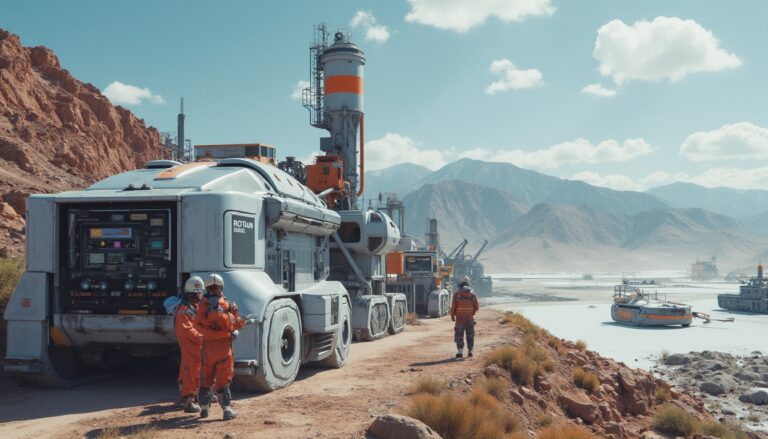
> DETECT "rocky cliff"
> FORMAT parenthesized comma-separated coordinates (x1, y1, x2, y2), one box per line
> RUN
(0, 29, 166, 254)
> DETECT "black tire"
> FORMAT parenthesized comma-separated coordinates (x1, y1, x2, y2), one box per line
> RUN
(388, 298, 406, 335)
(320, 298, 352, 368)
(233, 299, 302, 392)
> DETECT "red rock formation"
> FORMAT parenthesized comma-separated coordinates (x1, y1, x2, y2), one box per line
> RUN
(0, 28, 167, 254)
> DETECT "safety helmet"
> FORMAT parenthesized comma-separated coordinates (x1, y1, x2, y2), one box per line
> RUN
(184, 276, 205, 294)
(204, 273, 224, 288)
(459, 276, 470, 287)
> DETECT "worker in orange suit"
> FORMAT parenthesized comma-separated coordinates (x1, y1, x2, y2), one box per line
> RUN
(176, 276, 205, 413)
(196, 273, 244, 420)
(450, 276, 479, 359)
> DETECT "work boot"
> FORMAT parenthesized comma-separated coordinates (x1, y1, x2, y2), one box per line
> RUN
(455, 351, 463, 358)
(198, 387, 212, 419)
(222, 406, 238, 420)
(468, 351, 473, 358)
(183, 396, 201, 413)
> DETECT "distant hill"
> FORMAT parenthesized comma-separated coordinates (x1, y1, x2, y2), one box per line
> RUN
(647, 182, 768, 218)
(402, 180, 526, 250)
(364, 163, 432, 200)
(409, 158, 667, 215)
(484, 204, 768, 272)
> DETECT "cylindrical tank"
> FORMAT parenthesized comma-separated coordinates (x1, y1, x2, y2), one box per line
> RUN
(322, 31, 365, 115)
(320, 32, 366, 197)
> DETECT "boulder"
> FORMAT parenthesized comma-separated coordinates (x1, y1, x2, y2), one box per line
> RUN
(559, 391, 600, 424)
(697, 359, 726, 371)
(699, 374, 737, 396)
(734, 370, 762, 382)
(664, 353, 690, 366)
(368, 415, 442, 439)
(483, 364, 508, 380)
(605, 421, 625, 438)
(738, 389, 768, 406)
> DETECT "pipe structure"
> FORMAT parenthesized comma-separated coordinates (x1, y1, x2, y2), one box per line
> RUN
(356, 115, 365, 197)
(332, 231, 372, 295)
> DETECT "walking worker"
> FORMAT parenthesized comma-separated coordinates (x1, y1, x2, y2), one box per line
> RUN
(450, 276, 479, 358)
(175, 276, 205, 413)
(196, 273, 245, 420)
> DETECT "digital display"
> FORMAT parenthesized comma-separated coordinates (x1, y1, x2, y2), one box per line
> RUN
(89, 253, 105, 264)
(149, 239, 164, 250)
(150, 218, 164, 226)
(90, 227, 133, 239)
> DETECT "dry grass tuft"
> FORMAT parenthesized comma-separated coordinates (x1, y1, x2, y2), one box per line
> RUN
(538, 425, 597, 439)
(96, 425, 158, 439)
(96, 426, 121, 439)
(547, 335, 563, 352)
(408, 375, 444, 395)
(477, 377, 507, 400)
(499, 312, 546, 339)
(405, 390, 519, 439)
(655, 386, 672, 403)
(536, 413, 554, 427)
(697, 420, 750, 439)
(573, 368, 600, 393)
(485, 339, 553, 385)
(0, 257, 23, 305)
(575, 339, 587, 352)
(652, 404, 696, 436)
(405, 312, 422, 326)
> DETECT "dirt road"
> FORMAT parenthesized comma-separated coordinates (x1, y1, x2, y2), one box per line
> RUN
(0, 310, 507, 438)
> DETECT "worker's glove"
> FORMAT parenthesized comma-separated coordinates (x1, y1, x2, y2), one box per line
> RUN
(451, 315, 455, 322)
(231, 330, 239, 341)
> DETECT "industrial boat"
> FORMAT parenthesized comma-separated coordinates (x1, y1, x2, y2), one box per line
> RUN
(718, 264, 768, 313)
(611, 280, 693, 327)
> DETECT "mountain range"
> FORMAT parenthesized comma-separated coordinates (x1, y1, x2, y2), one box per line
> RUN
(365, 161, 768, 272)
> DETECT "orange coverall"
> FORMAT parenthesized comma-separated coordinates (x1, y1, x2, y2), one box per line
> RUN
(175, 302, 203, 398)
(196, 296, 244, 390)
(450, 288, 479, 352)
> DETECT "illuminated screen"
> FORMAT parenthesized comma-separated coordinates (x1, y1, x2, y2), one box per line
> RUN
(90, 227, 133, 239)
(150, 239, 164, 250)
(89, 253, 105, 264)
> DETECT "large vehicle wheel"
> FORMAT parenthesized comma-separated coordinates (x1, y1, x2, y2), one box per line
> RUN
(320, 298, 352, 368)
(234, 299, 302, 392)
(441, 292, 451, 317)
(15, 345, 88, 388)
(352, 296, 390, 341)
(387, 293, 407, 335)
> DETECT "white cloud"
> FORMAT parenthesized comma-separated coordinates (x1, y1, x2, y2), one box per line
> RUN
(290, 80, 310, 101)
(405, 0, 555, 33)
(102, 81, 165, 105)
(581, 83, 616, 97)
(583, 167, 768, 192)
(594, 16, 741, 84)
(366, 133, 450, 171)
(571, 171, 642, 191)
(465, 138, 653, 169)
(681, 122, 768, 161)
(350, 11, 391, 43)
(485, 59, 543, 94)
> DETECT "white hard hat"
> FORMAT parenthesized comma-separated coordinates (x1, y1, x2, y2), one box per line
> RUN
(184, 276, 205, 294)
(459, 276, 471, 286)
(204, 273, 224, 288)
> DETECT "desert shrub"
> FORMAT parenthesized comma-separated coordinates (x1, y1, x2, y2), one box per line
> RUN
(538, 425, 596, 439)
(96, 425, 157, 439)
(405, 391, 519, 439)
(405, 312, 422, 326)
(697, 420, 749, 439)
(536, 413, 554, 427)
(575, 339, 587, 352)
(477, 376, 507, 400)
(408, 376, 444, 395)
(486, 337, 553, 385)
(747, 412, 761, 423)
(0, 257, 23, 305)
(655, 386, 672, 403)
(499, 312, 545, 339)
(660, 349, 670, 362)
(573, 368, 599, 393)
(651, 404, 696, 436)
(547, 335, 563, 352)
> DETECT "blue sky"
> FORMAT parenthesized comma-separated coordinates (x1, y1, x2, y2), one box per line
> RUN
(4, 0, 768, 191)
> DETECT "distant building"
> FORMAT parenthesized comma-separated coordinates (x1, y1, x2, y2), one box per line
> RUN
(690, 256, 719, 280)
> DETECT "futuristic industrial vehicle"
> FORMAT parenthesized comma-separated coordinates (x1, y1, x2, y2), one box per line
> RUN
(4, 26, 406, 390)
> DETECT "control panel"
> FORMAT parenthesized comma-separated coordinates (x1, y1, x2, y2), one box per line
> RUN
(59, 203, 177, 314)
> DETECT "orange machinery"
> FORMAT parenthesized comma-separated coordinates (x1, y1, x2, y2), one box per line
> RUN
(306, 155, 345, 207)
